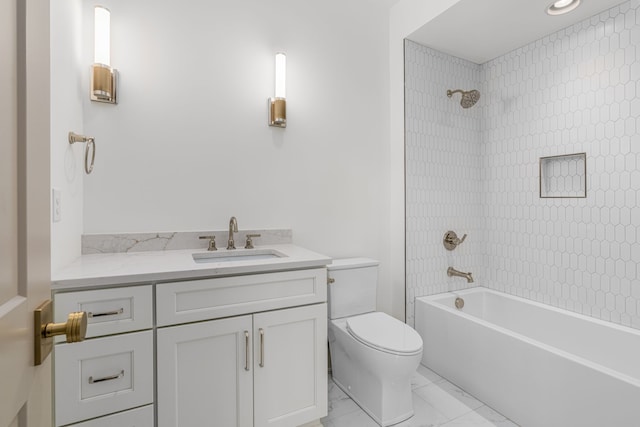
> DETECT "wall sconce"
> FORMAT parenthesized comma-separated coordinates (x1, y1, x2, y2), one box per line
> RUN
(268, 52, 286, 128)
(91, 6, 117, 104)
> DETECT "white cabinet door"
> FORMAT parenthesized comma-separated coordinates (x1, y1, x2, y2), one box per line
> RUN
(253, 304, 327, 427)
(157, 315, 253, 427)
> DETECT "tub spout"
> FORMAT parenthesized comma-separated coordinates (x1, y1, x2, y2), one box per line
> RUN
(447, 267, 474, 283)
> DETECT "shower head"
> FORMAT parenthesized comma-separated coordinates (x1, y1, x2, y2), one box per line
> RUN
(447, 89, 480, 109)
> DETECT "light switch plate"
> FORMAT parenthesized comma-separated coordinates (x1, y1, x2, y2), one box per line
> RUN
(52, 188, 61, 222)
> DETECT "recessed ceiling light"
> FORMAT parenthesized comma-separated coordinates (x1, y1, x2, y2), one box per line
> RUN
(546, 0, 581, 15)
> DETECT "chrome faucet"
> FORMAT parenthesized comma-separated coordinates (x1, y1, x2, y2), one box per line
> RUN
(447, 267, 474, 283)
(227, 216, 238, 250)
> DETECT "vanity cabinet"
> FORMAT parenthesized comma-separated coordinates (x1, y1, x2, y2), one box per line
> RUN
(157, 304, 327, 427)
(156, 269, 328, 427)
(53, 285, 154, 426)
(53, 266, 328, 427)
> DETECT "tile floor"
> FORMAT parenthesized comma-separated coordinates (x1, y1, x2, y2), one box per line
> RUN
(321, 364, 519, 427)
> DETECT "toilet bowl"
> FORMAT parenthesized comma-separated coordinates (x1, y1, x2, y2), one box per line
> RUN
(327, 259, 423, 426)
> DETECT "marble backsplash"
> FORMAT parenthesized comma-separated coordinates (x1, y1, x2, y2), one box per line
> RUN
(82, 229, 293, 254)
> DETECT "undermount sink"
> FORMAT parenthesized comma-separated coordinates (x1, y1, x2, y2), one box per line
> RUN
(192, 249, 287, 264)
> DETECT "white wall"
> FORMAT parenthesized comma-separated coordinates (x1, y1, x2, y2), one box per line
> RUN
(79, 0, 399, 315)
(50, 0, 84, 274)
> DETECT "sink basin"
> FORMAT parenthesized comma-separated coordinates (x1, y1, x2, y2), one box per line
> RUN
(192, 249, 287, 264)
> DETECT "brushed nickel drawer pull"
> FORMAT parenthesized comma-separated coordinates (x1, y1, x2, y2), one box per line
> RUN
(89, 369, 124, 384)
(87, 308, 124, 318)
(244, 330, 250, 371)
(259, 328, 265, 368)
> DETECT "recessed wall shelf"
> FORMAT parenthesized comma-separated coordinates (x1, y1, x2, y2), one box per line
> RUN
(539, 153, 586, 198)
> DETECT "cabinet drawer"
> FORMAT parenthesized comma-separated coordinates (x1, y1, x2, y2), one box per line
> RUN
(68, 405, 154, 426)
(54, 331, 154, 426)
(54, 285, 152, 340)
(156, 268, 327, 326)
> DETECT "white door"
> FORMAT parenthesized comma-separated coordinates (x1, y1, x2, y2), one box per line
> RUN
(0, 0, 52, 426)
(253, 304, 327, 427)
(157, 315, 254, 427)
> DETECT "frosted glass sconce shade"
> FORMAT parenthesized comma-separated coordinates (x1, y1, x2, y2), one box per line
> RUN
(269, 52, 286, 128)
(275, 53, 286, 98)
(94, 6, 110, 65)
(91, 6, 117, 104)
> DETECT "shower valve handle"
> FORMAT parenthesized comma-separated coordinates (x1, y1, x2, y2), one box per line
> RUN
(443, 231, 466, 251)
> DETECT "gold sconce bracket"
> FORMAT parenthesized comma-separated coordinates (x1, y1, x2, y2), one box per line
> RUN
(91, 64, 118, 104)
(268, 97, 286, 128)
(34, 300, 87, 366)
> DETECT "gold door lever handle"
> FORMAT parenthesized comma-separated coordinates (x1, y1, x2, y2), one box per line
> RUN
(34, 300, 88, 365)
(43, 311, 88, 343)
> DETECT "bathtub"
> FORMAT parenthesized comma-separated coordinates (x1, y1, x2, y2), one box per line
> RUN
(415, 287, 640, 427)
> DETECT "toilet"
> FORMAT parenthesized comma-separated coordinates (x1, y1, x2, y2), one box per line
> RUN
(327, 258, 423, 426)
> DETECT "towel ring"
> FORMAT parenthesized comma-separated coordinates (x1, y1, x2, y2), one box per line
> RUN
(68, 132, 96, 174)
(84, 139, 96, 174)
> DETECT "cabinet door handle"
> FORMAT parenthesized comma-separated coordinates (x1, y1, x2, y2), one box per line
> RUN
(244, 330, 250, 371)
(259, 328, 265, 368)
(87, 308, 124, 318)
(89, 369, 124, 384)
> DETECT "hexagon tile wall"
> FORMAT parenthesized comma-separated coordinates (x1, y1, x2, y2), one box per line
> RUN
(405, 0, 640, 330)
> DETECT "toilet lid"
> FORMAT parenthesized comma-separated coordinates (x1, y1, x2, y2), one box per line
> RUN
(346, 312, 423, 355)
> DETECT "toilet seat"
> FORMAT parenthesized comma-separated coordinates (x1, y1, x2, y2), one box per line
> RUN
(346, 312, 423, 356)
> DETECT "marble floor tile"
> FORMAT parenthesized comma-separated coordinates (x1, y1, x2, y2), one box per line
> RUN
(411, 370, 436, 390)
(413, 380, 484, 420)
(440, 406, 518, 427)
(416, 364, 446, 385)
(323, 407, 380, 427)
(322, 364, 518, 427)
(466, 406, 518, 427)
(394, 394, 449, 427)
(324, 378, 361, 421)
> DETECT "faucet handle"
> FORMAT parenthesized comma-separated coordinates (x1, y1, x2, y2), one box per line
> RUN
(443, 231, 467, 251)
(244, 234, 261, 249)
(199, 235, 217, 251)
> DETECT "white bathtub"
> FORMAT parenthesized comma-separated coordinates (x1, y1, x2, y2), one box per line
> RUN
(415, 287, 640, 427)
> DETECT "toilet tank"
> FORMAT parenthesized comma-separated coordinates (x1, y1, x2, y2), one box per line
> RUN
(327, 258, 380, 319)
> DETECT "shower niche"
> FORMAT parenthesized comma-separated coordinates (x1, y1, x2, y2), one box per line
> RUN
(539, 153, 586, 198)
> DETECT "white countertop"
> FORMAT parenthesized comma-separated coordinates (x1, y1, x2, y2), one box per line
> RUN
(52, 244, 332, 290)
